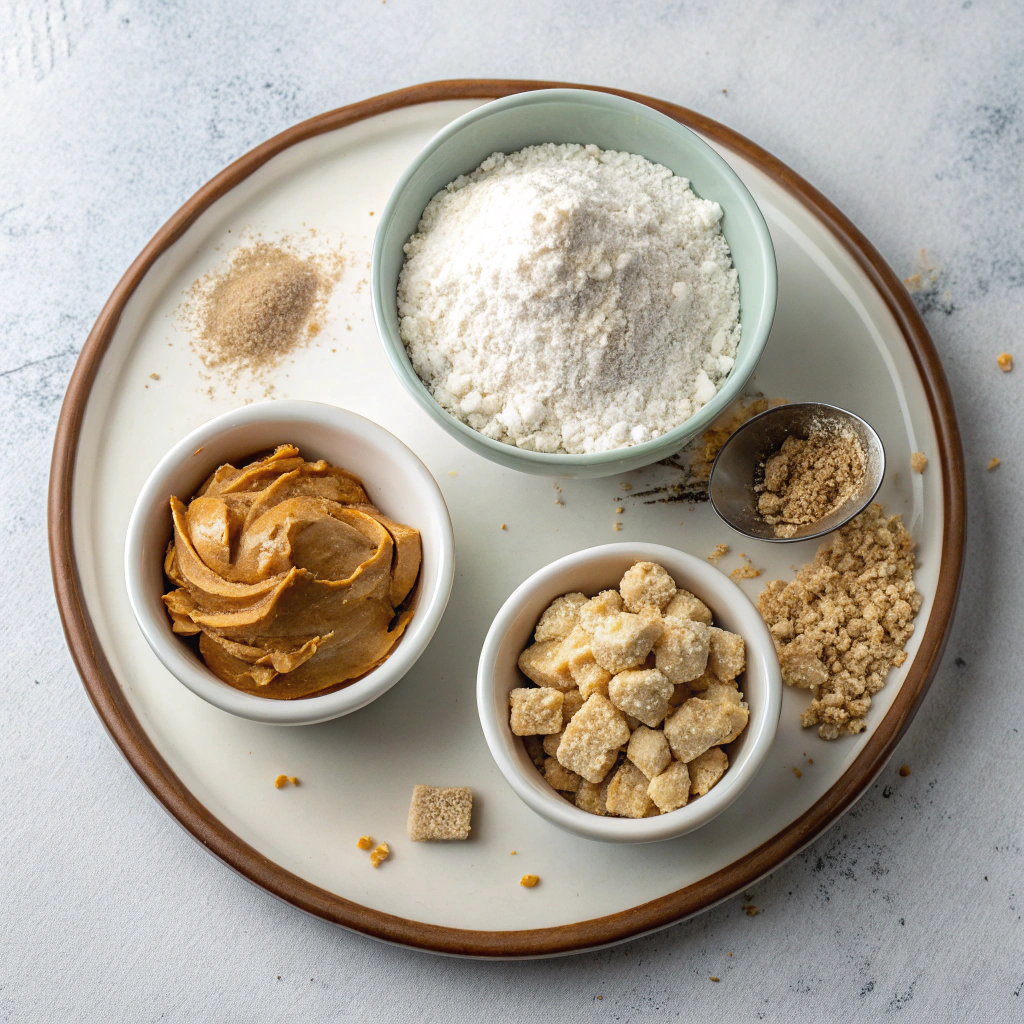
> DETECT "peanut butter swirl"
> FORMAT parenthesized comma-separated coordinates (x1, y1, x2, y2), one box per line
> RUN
(162, 445, 421, 699)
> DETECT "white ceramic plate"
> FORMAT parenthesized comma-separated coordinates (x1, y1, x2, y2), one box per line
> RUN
(50, 82, 964, 957)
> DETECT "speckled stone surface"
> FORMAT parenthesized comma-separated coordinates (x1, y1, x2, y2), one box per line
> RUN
(2, 1, 1022, 1019)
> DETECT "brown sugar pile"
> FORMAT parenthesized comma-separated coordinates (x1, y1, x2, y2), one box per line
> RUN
(754, 423, 867, 538)
(183, 239, 343, 381)
(758, 503, 921, 739)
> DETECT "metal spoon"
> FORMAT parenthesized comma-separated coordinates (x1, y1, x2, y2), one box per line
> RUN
(707, 402, 885, 543)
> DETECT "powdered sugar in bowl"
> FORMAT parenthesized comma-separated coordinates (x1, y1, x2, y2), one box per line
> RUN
(372, 89, 777, 479)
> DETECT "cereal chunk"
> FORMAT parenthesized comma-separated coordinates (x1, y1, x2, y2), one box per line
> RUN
(647, 761, 690, 812)
(577, 590, 624, 633)
(663, 698, 736, 762)
(605, 760, 656, 818)
(509, 686, 564, 735)
(523, 735, 546, 769)
(575, 776, 612, 815)
(655, 618, 711, 684)
(589, 607, 664, 674)
(518, 640, 575, 691)
(542, 731, 563, 757)
(520, 874, 540, 887)
(544, 756, 582, 793)
(556, 694, 630, 783)
(356, 835, 373, 850)
(370, 842, 390, 867)
(708, 627, 746, 681)
(535, 592, 588, 642)
(407, 784, 473, 841)
(620, 561, 677, 612)
(688, 747, 728, 796)
(997, 352, 1013, 372)
(910, 451, 927, 473)
(627, 725, 672, 780)
(608, 668, 674, 727)
(664, 589, 713, 625)
(561, 688, 585, 725)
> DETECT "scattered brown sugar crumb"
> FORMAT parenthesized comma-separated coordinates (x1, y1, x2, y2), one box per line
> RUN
(356, 835, 374, 850)
(807, 758, 813, 765)
(792, 767, 802, 778)
(149, 372, 160, 380)
(730, 554, 761, 581)
(708, 543, 729, 565)
(619, 482, 632, 491)
(755, 422, 867, 538)
(613, 522, 623, 531)
(911, 451, 928, 473)
(520, 874, 540, 888)
(899, 764, 911, 777)
(758, 503, 921, 740)
(997, 352, 1013, 372)
(616, 506, 625, 514)
(369, 843, 390, 868)
(987, 457, 1001, 470)
(180, 237, 344, 384)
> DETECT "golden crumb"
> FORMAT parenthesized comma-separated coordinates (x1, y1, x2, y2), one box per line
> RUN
(510, 850, 516, 855)
(448, 470, 458, 477)
(807, 758, 813, 765)
(149, 372, 160, 380)
(555, 498, 564, 506)
(356, 836, 373, 850)
(307, 322, 320, 337)
(501, 523, 507, 530)
(619, 482, 632, 492)
(616, 506, 625, 513)
(911, 451, 927, 473)
(520, 874, 540, 888)
(792, 767, 802, 778)
(899, 764, 911, 777)
(273, 775, 289, 789)
(997, 352, 1013, 372)
(710, 976, 720, 982)
(192, 446, 204, 456)
(369, 843, 389, 868)
(743, 905, 758, 916)
(289, 776, 299, 786)
(708, 543, 729, 564)
(730, 561, 761, 581)
(987, 457, 1001, 470)
(613, 522, 623, 531)
(727, 952, 733, 957)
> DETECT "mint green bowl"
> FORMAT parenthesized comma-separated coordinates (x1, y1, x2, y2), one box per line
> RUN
(371, 89, 777, 479)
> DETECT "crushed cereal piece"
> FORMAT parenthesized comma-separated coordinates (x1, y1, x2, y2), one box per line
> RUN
(509, 686, 564, 735)
(664, 698, 736, 762)
(998, 352, 1013, 372)
(664, 589, 713, 625)
(356, 835, 373, 850)
(556, 694, 630, 783)
(370, 843, 389, 867)
(544, 756, 582, 793)
(288, 776, 299, 786)
(501, 523, 506, 530)
(407, 784, 473, 841)
(689, 747, 728, 795)
(517, 640, 575, 690)
(589, 606, 664, 674)
(655, 618, 711, 684)
(575, 776, 612, 815)
(708, 543, 729, 564)
(149, 372, 160, 380)
(647, 760, 690, 812)
(911, 451, 927, 473)
(987, 457, 1000, 470)
(899, 764, 911, 777)
(708, 627, 746, 681)
(520, 874, 540, 887)
(273, 775, 289, 789)
(627, 725, 672, 780)
(613, 522, 622, 531)
(620, 561, 677, 612)
(535, 593, 588, 642)
(608, 668, 674, 727)
(605, 759, 656, 818)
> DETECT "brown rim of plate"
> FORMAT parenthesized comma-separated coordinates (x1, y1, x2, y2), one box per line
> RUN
(47, 79, 966, 959)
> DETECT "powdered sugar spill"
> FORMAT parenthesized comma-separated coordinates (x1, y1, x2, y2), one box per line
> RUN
(397, 143, 741, 454)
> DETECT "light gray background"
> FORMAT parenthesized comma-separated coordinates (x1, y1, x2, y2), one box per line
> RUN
(2, 1, 1021, 1020)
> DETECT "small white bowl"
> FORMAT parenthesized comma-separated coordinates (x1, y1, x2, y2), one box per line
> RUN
(477, 543, 781, 843)
(125, 400, 455, 726)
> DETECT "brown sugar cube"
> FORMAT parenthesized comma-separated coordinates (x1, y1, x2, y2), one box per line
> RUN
(523, 735, 546, 769)
(544, 756, 582, 793)
(627, 725, 672, 780)
(542, 731, 563, 757)
(703, 680, 750, 741)
(608, 668, 674, 727)
(407, 784, 473, 841)
(577, 589, 624, 633)
(663, 698, 736, 763)
(669, 682, 691, 707)
(556, 694, 631, 783)
(647, 761, 691, 813)
(688, 747, 729, 796)
(575, 776, 612, 816)
(509, 686, 564, 735)
(518, 640, 575, 691)
(534, 592, 588, 642)
(590, 607, 664, 674)
(707, 627, 746, 681)
(605, 760, 656, 818)
(663, 589, 713, 625)
(619, 561, 677, 612)
(655, 619, 711, 684)
(911, 451, 927, 473)
(687, 668, 719, 693)
(572, 658, 613, 699)
(561, 688, 586, 725)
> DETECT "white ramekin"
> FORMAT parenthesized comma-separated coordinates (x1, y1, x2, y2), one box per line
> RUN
(477, 543, 781, 843)
(125, 400, 455, 726)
